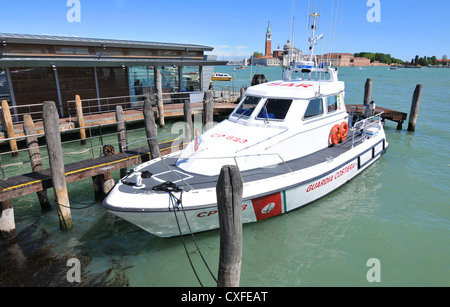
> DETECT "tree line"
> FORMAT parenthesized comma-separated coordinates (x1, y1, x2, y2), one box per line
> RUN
(354, 52, 449, 66)
(409, 55, 446, 66)
(354, 52, 403, 65)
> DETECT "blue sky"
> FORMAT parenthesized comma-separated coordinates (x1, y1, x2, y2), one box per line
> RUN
(0, 0, 449, 61)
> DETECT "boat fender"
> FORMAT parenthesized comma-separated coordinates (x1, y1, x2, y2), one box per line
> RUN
(330, 124, 342, 145)
(340, 122, 349, 142)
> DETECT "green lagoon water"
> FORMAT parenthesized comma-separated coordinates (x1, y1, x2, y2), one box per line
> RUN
(1, 66, 449, 287)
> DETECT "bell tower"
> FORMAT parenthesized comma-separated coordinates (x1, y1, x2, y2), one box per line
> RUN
(265, 21, 272, 56)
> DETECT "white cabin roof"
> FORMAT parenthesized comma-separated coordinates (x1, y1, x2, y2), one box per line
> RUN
(246, 79, 345, 99)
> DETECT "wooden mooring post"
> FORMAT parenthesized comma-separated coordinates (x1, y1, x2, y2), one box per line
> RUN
(407, 84, 423, 132)
(143, 99, 161, 159)
(43, 101, 72, 230)
(183, 99, 193, 142)
(23, 115, 51, 211)
(154, 67, 165, 128)
(216, 165, 243, 287)
(75, 95, 87, 145)
(364, 78, 372, 106)
(116, 105, 128, 178)
(203, 90, 214, 131)
(0, 200, 15, 240)
(1, 100, 19, 157)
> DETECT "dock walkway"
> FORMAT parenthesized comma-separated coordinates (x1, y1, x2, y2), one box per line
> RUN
(0, 101, 238, 141)
(0, 141, 176, 203)
(347, 104, 408, 129)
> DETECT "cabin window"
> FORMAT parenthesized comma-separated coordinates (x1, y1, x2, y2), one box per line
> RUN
(327, 95, 338, 112)
(304, 98, 324, 119)
(256, 98, 292, 120)
(234, 95, 261, 118)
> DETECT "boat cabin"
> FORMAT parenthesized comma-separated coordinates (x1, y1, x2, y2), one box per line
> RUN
(177, 78, 349, 176)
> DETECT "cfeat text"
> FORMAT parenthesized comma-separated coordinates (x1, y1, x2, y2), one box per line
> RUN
(181, 291, 268, 304)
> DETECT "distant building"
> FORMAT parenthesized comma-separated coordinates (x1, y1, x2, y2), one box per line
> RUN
(280, 40, 302, 67)
(436, 59, 449, 66)
(352, 56, 372, 66)
(321, 53, 388, 67)
(265, 22, 272, 57)
(253, 22, 302, 67)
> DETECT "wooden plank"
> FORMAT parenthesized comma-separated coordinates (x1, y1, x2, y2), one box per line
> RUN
(0, 136, 180, 203)
(347, 104, 407, 122)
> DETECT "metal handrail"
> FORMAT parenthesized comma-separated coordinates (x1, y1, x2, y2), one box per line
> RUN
(350, 111, 384, 148)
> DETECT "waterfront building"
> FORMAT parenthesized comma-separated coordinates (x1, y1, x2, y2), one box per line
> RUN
(253, 22, 302, 67)
(0, 33, 226, 121)
(280, 40, 302, 67)
(320, 53, 387, 67)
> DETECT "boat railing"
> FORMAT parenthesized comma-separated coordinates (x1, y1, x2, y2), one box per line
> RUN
(350, 110, 384, 148)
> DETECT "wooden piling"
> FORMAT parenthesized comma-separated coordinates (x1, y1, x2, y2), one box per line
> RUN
(75, 95, 87, 145)
(407, 84, 423, 132)
(216, 165, 243, 287)
(183, 99, 193, 142)
(102, 172, 115, 195)
(115, 105, 128, 178)
(143, 99, 161, 159)
(1, 100, 18, 157)
(0, 200, 16, 241)
(203, 90, 214, 131)
(42, 101, 72, 230)
(154, 67, 165, 128)
(23, 115, 51, 211)
(92, 172, 114, 199)
(364, 79, 372, 106)
(240, 87, 246, 100)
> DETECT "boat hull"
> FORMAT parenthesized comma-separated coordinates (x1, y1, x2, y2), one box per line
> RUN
(105, 138, 387, 238)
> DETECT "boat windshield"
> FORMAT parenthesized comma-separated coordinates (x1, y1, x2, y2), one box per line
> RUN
(234, 95, 261, 118)
(256, 98, 292, 121)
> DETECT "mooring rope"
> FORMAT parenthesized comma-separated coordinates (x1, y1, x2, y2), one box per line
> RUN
(168, 191, 204, 287)
(154, 181, 218, 286)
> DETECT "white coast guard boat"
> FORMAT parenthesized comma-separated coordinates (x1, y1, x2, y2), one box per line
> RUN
(103, 13, 388, 238)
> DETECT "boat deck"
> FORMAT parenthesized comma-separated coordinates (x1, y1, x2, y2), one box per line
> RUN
(119, 129, 367, 194)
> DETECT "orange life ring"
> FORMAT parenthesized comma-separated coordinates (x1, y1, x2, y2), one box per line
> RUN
(330, 124, 341, 145)
(340, 122, 349, 142)
(103, 144, 115, 156)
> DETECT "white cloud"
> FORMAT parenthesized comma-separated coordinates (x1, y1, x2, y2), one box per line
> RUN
(208, 45, 251, 58)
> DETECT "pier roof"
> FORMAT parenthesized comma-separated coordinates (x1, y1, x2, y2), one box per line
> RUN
(0, 33, 213, 51)
(0, 33, 226, 67)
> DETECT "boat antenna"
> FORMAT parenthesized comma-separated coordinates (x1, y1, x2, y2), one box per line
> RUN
(290, 0, 295, 65)
(283, 0, 296, 81)
(308, 12, 323, 66)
